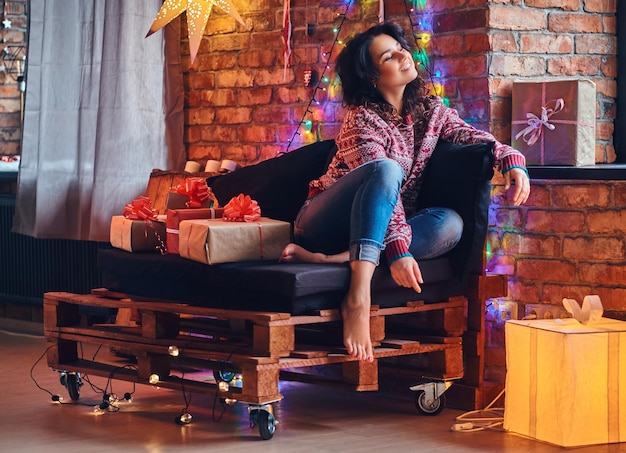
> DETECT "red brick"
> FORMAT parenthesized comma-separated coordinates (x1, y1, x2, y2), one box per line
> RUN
(186, 108, 216, 126)
(201, 89, 236, 107)
(548, 13, 603, 33)
(579, 263, 626, 286)
(252, 106, 291, 124)
(216, 69, 255, 88)
(520, 33, 573, 54)
(517, 259, 577, 282)
(435, 55, 487, 78)
(592, 288, 626, 310)
(563, 236, 625, 260)
(238, 125, 278, 142)
(575, 35, 617, 55)
(490, 55, 546, 77)
(517, 234, 561, 257)
(434, 9, 488, 33)
(490, 32, 518, 52)
(547, 56, 603, 76)
(223, 144, 260, 164)
(200, 125, 237, 142)
(583, 0, 617, 13)
(541, 284, 593, 305)
(507, 280, 541, 304)
(525, 210, 586, 233)
(587, 209, 626, 234)
(551, 184, 610, 208)
(525, 0, 580, 10)
(215, 107, 252, 124)
(488, 5, 547, 30)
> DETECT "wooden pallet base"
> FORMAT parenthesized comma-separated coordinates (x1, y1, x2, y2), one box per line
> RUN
(44, 290, 465, 405)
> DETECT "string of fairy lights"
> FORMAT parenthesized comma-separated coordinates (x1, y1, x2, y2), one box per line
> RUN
(285, 0, 449, 152)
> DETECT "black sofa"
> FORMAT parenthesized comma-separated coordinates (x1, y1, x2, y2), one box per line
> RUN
(98, 139, 495, 315)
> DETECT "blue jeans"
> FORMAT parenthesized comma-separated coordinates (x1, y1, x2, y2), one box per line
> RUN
(293, 159, 463, 265)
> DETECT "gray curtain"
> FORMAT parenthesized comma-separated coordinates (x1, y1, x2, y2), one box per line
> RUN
(13, 0, 185, 242)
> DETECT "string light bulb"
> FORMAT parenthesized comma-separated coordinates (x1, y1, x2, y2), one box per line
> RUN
(149, 373, 160, 385)
(176, 412, 193, 425)
(168, 345, 180, 357)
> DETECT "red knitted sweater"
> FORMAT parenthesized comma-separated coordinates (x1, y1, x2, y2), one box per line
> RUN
(308, 96, 527, 262)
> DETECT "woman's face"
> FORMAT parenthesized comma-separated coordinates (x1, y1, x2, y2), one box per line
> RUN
(368, 33, 418, 94)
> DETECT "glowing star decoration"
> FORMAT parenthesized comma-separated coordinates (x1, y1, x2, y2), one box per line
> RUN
(146, 0, 246, 64)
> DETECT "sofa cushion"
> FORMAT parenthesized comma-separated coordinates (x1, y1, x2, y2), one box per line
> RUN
(207, 139, 337, 223)
(99, 248, 460, 315)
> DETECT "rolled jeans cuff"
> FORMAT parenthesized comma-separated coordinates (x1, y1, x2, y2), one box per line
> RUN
(349, 240, 384, 265)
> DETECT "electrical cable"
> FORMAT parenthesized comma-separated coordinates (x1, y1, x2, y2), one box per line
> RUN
(450, 388, 506, 432)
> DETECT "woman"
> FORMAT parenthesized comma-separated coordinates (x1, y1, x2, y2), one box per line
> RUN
(280, 22, 530, 362)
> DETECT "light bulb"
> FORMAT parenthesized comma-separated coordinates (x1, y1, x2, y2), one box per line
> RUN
(218, 381, 229, 392)
(168, 345, 180, 357)
(149, 373, 160, 385)
(178, 412, 193, 424)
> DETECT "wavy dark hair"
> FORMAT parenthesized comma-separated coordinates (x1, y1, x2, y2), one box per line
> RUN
(336, 22, 429, 121)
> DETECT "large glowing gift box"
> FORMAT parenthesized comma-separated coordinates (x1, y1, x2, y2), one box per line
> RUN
(504, 296, 625, 447)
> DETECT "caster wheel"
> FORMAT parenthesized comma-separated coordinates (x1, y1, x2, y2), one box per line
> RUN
(64, 373, 82, 401)
(414, 390, 445, 416)
(250, 409, 276, 440)
(213, 370, 236, 383)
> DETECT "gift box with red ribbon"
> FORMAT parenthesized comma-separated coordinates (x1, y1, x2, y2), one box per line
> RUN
(110, 215, 166, 252)
(178, 217, 290, 265)
(178, 193, 289, 265)
(166, 207, 224, 255)
(166, 177, 217, 210)
(511, 79, 596, 166)
(111, 196, 167, 253)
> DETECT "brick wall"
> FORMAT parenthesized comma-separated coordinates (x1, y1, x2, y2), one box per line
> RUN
(0, 0, 26, 156)
(180, 0, 621, 385)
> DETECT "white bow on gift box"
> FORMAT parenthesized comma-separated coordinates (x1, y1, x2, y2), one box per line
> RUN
(562, 294, 603, 324)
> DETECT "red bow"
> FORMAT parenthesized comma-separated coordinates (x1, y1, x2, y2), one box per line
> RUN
(174, 177, 211, 208)
(223, 193, 261, 222)
(122, 196, 158, 220)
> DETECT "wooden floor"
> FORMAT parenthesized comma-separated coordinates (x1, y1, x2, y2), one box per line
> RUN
(1, 318, 624, 453)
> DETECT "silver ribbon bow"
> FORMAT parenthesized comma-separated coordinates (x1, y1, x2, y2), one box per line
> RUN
(515, 98, 565, 146)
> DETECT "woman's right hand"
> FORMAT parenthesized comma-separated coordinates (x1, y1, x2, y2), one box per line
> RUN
(389, 256, 423, 293)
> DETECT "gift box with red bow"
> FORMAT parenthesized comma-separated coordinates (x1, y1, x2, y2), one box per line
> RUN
(178, 194, 290, 265)
(166, 177, 218, 210)
(110, 196, 166, 252)
(511, 79, 596, 166)
(166, 207, 224, 255)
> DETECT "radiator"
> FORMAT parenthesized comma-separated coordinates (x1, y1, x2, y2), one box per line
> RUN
(0, 197, 110, 306)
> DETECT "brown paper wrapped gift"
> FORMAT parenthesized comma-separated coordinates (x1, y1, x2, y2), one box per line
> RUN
(166, 208, 224, 255)
(511, 79, 596, 166)
(504, 317, 626, 447)
(178, 217, 290, 265)
(110, 215, 166, 253)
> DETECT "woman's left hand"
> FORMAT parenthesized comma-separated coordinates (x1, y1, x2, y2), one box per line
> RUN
(505, 168, 530, 206)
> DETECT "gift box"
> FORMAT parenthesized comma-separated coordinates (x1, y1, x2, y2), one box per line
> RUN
(166, 208, 224, 255)
(110, 215, 166, 252)
(145, 170, 187, 214)
(511, 79, 596, 166)
(504, 317, 626, 447)
(178, 217, 290, 265)
(165, 192, 213, 210)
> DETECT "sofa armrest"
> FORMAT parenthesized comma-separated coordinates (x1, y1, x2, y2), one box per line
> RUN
(415, 141, 495, 283)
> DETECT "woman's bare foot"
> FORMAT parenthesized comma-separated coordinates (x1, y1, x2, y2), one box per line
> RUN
(279, 243, 348, 263)
(341, 260, 376, 361)
(342, 295, 373, 361)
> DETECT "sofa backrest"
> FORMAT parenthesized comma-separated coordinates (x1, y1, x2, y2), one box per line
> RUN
(207, 139, 337, 223)
(415, 141, 495, 281)
(208, 139, 494, 282)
